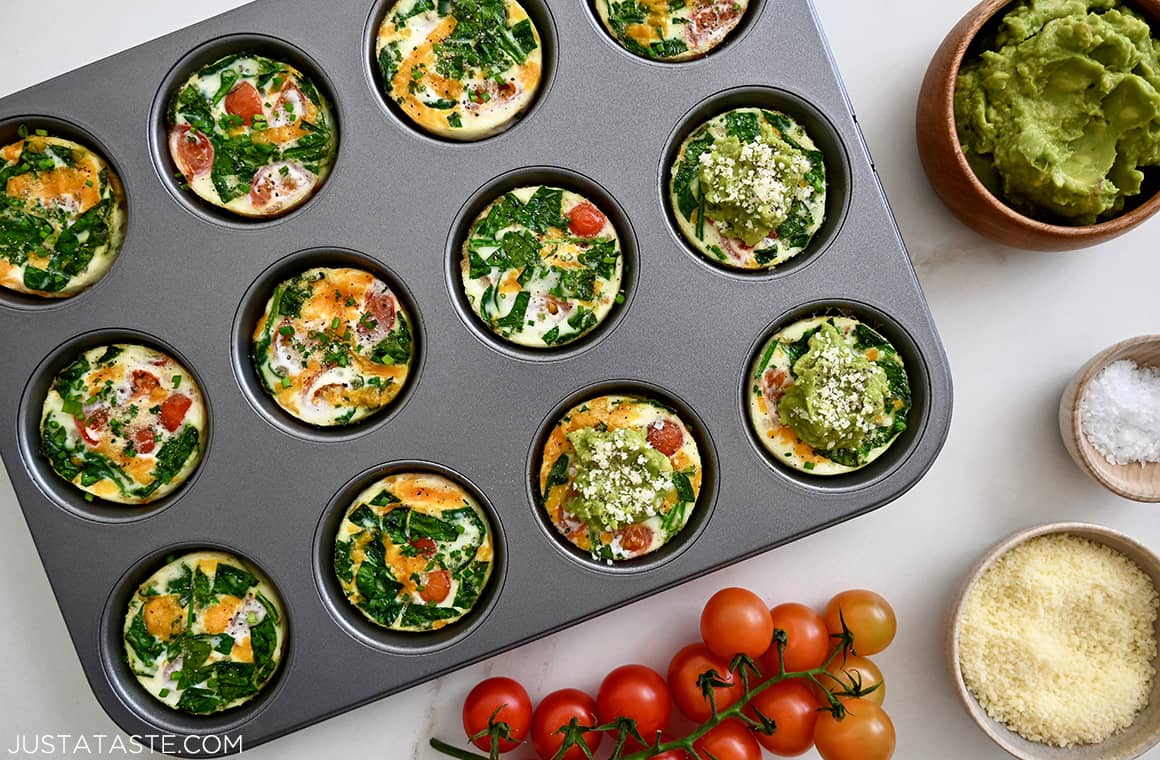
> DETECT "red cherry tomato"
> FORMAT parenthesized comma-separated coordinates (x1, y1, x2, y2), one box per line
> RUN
(134, 428, 157, 455)
(568, 202, 606, 237)
(617, 524, 653, 554)
(646, 419, 683, 456)
(168, 125, 214, 181)
(762, 603, 830, 676)
(131, 370, 160, 395)
(419, 570, 451, 603)
(667, 643, 743, 722)
(701, 588, 774, 660)
(813, 698, 895, 760)
(224, 81, 264, 126)
(73, 414, 100, 446)
(410, 537, 437, 558)
(597, 664, 671, 750)
(159, 394, 192, 432)
(692, 719, 761, 760)
(746, 679, 821, 756)
(823, 590, 896, 656)
(531, 689, 602, 760)
(462, 677, 532, 754)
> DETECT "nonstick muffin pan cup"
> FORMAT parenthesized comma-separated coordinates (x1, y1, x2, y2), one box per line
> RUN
(0, 0, 952, 754)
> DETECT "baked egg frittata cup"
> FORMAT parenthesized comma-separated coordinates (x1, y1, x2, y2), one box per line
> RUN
(670, 107, 827, 270)
(460, 185, 624, 348)
(167, 52, 337, 218)
(252, 267, 414, 427)
(0, 133, 125, 297)
(123, 551, 286, 715)
(538, 394, 702, 562)
(376, 0, 543, 140)
(748, 316, 911, 475)
(595, 0, 748, 61)
(334, 472, 495, 632)
(40, 344, 207, 504)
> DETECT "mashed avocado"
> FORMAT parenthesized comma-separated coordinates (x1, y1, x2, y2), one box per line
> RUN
(778, 323, 889, 451)
(698, 124, 813, 246)
(955, 0, 1160, 224)
(565, 427, 673, 532)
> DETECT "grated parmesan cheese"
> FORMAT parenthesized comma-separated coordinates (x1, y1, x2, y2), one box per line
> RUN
(959, 534, 1159, 747)
(1080, 360, 1160, 465)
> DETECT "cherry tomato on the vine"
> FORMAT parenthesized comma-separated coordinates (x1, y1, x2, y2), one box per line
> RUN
(823, 590, 896, 656)
(813, 698, 895, 760)
(597, 664, 671, 750)
(818, 654, 886, 706)
(692, 719, 762, 760)
(530, 688, 602, 760)
(701, 587, 774, 660)
(761, 602, 830, 676)
(462, 677, 532, 754)
(745, 679, 821, 756)
(667, 643, 744, 722)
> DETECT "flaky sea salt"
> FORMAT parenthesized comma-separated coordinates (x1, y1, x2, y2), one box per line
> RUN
(1080, 360, 1160, 465)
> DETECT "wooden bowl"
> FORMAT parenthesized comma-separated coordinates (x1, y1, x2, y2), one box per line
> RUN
(916, 0, 1160, 251)
(1059, 335, 1160, 502)
(948, 523, 1160, 760)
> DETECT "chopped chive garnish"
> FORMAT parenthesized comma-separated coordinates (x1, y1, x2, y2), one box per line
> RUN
(172, 375, 181, 388)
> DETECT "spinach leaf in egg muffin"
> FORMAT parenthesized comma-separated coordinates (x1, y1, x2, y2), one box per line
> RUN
(538, 395, 702, 562)
(461, 186, 624, 348)
(0, 132, 125, 297)
(252, 267, 414, 427)
(748, 316, 910, 474)
(167, 53, 337, 218)
(334, 472, 495, 632)
(670, 108, 827, 270)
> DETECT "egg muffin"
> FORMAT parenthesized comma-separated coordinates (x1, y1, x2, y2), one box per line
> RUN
(167, 53, 337, 217)
(538, 395, 702, 562)
(461, 186, 623, 348)
(40, 344, 206, 504)
(595, 0, 748, 61)
(748, 316, 910, 475)
(334, 472, 495, 631)
(0, 131, 125, 297)
(123, 551, 286, 715)
(376, 0, 542, 140)
(252, 267, 414, 426)
(670, 108, 827, 270)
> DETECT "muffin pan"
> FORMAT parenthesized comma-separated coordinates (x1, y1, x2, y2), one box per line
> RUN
(0, 0, 952, 755)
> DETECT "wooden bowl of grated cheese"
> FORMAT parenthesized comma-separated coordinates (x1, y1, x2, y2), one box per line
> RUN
(948, 523, 1160, 760)
(1059, 335, 1160, 502)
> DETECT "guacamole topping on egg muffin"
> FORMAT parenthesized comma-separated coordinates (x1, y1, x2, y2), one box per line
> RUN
(955, 0, 1160, 224)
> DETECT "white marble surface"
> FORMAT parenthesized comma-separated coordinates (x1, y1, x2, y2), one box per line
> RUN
(2, 1, 1159, 758)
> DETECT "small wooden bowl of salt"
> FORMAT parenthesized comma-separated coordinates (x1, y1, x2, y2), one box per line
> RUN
(1060, 335, 1160, 502)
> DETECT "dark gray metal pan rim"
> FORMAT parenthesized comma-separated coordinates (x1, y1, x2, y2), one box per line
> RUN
(524, 378, 720, 575)
(657, 84, 853, 282)
(0, 114, 130, 312)
(444, 165, 640, 363)
(581, 0, 768, 67)
(312, 459, 509, 654)
(229, 246, 426, 443)
(17, 328, 214, 524)
(737, 297, 933, 494)
(362, 0, 559, 146)
(147, 33, 343, 230)
(97, 540, 293, 739)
